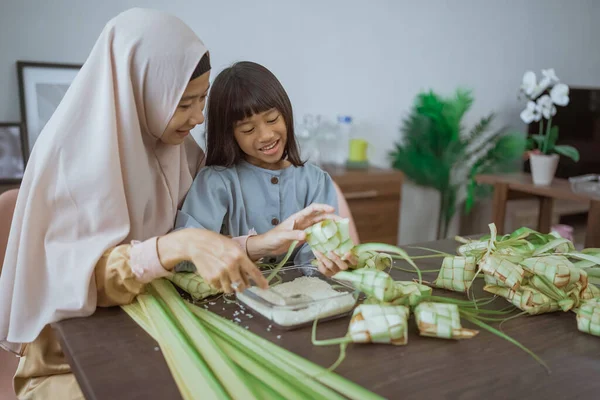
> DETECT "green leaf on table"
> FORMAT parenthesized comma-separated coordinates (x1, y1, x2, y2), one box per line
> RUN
(554, 145, 580, 162)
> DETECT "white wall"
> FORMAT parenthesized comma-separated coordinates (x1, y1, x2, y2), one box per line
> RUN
(1, 0, 599, 241)
(2, 0, 600, 163)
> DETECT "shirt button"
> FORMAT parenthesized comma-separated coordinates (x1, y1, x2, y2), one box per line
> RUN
(271, 177, 279, 184)
(271, 218, 279, 226)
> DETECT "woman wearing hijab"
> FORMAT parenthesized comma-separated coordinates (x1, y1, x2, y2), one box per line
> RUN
(0, 8, 338, 399)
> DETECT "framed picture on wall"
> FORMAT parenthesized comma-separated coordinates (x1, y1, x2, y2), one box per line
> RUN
(17, 61, 82, 162)
(0, 122, 26, 184)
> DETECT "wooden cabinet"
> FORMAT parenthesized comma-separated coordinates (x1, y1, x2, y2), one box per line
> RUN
(323, 165, 404, 245)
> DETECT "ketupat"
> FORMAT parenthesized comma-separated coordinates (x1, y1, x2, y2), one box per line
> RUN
(335, 265, 433, 308)
(312, 304, 410, 347)
(455, 223, 574, 261)
(457, 239, 489, 259)
(305, 219, 421, 281)
(349, 305, 410, 345)
(414, 302, 479, 339)
(433, 256, 477, 293)
(305, 218, 354, 257)
(391, 281, 433, 306)
(576, 298, 600, 337)
(483, 284, 560, 315)
(483, 274, 503, 286)
(581, 283, 600, 300)
(356, 250, 392, 271)
(167, 272, 221, 301)
(526, 274, 582, 312)
(334, 269, 399, 302)
(520, 255, 586, 290)
(479, 254, 526, 291)
(363, 281, 432, 307)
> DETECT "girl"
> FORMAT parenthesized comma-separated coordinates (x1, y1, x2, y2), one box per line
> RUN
(0, 10, 335, 399)
(176, 61, 357, 278)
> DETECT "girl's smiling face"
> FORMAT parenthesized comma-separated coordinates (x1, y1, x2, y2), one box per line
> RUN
(204, 61, 303, 169)
(233, 108, 288, 170)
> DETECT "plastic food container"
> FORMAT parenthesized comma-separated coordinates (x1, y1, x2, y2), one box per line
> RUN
(569, 174, 600, 198)
(236, 265, 358, 330)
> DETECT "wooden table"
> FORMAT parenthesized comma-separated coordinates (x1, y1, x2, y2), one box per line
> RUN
(53, 238, 600, 400)
(476, 173, 600, 247)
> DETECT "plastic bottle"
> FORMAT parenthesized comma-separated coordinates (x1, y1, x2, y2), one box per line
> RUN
(297, 114, 323, 166)
(336, 115, 352, 165)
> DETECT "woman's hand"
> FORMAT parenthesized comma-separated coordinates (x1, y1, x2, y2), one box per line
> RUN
(313, 250, 358, 277)
(157, 228, 268, 294)
(245, 203, 338, 261)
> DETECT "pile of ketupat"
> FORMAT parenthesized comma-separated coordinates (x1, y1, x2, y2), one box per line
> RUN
(308, 220, 599, 373)
(308, 221, 495, 348)
(122, 219, 600, 399)
(433, 223, 600, 337)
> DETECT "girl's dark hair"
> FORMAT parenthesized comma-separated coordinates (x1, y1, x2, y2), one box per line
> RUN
(190, 52, 211, 81)
(205, 61, 304, 167)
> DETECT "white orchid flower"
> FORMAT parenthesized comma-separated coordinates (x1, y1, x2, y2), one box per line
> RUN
(520, 100, 542, 123)
(531, 68, 559, 99)
(542, 68, 559, 84)
(529, 85, 547, 99)
(550, 83, 570, 106)
(537, 95, 557, 119)
(520, 71, 537, 97)
(540, 68, 559, 85)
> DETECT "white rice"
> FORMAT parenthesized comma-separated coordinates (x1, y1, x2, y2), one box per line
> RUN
(238, 276, 356, 327)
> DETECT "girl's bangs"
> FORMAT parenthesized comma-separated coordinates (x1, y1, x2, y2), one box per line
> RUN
(228, 83, 280, 123)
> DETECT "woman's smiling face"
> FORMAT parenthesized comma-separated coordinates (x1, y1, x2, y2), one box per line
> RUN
(161, 71, 210, 145)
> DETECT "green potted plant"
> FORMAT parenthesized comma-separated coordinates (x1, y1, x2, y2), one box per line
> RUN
(389, 89, 525, 240)
(518, 68, 580, 185)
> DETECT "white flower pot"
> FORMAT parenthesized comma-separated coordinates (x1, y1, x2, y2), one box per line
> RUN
(397, 181, 461, 245)
(530, 153, 559, 186)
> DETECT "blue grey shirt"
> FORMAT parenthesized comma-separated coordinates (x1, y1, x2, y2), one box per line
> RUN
(175, 160, 339, 265)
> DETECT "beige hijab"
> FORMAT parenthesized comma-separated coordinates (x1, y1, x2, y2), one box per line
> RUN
(0, 8, 207, 352)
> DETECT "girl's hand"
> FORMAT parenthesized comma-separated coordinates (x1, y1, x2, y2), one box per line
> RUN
(313, 250, 358, 277)
(246, 203, 338, 261)
(157, 228, 268, 294)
